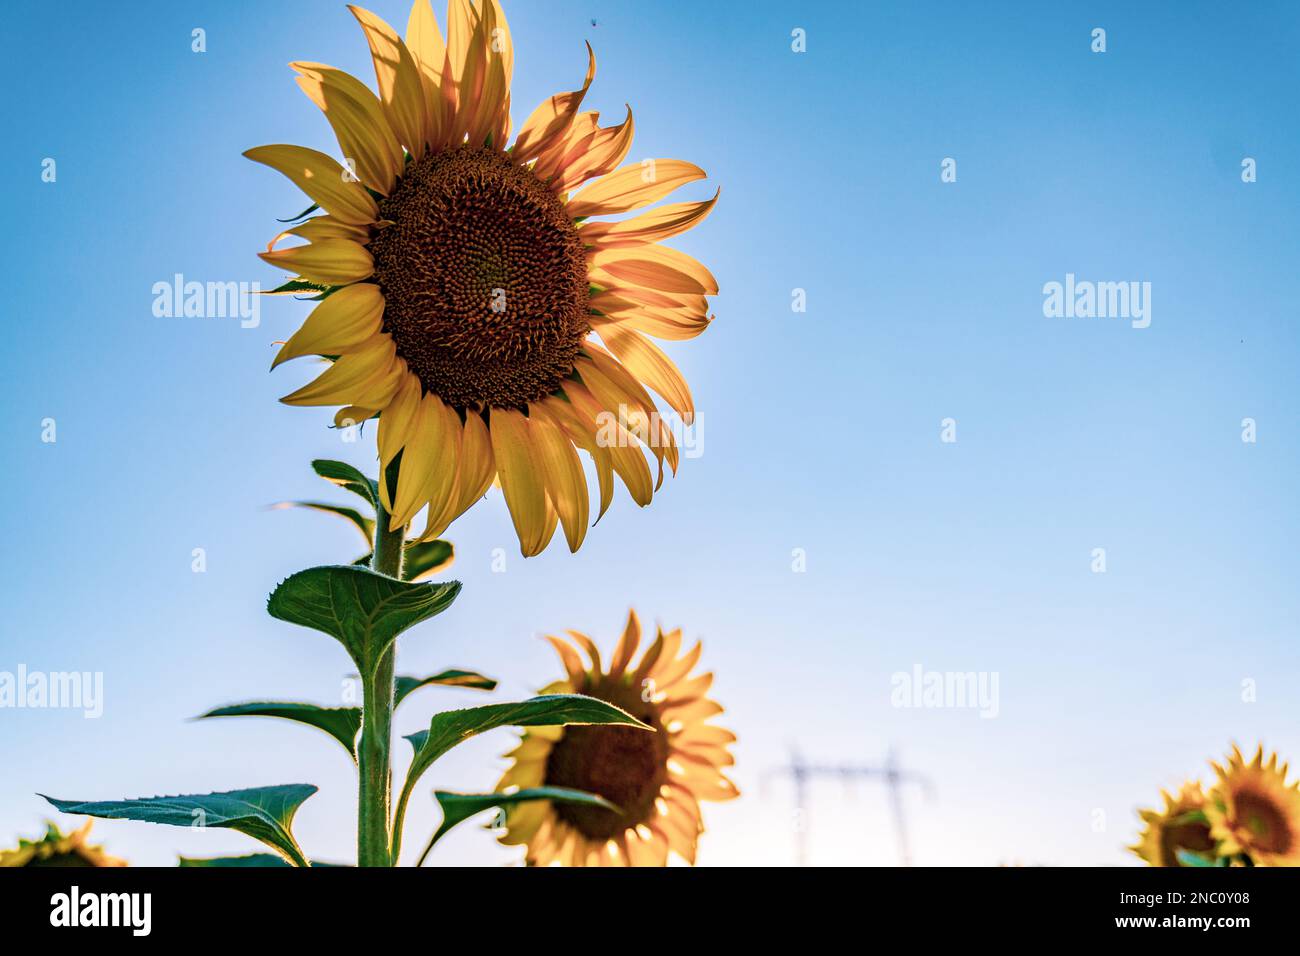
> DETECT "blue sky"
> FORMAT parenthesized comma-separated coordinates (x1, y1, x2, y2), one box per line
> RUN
(2, 0, 1298, 866)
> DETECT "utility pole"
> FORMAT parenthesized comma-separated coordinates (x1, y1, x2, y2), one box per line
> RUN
(763, 747, 933, 866)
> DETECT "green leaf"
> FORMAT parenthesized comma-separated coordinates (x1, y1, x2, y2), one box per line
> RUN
(42, 785, 317, 867)
(179, 853, 345, 868)
(311, 459, 378, 508)
(267, 565, 461, 674)
(423, 787, 617, 858)
(275, 500, 374, 544)
(1174, 848, 1219, 868)
(197, 702, 362, 760)
(400, 539, 454, 582)
(395, 669, 498, 705)
(390, 695, 647, 862)
(395, 695, 648, 840)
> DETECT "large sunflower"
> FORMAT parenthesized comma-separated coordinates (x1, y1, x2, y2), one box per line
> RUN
(496, 610, 736, 865)
(1205, 743, 1300, 866)
(247, 1, 718, 556)
(0, 821, 126, 868)
(1129, 782, 1216, 867)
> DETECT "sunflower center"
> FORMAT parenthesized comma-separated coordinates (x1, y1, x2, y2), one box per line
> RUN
(1237, 791, 1291, 852)
(544, 691, 669, 841)
(370, 146, 590, 411)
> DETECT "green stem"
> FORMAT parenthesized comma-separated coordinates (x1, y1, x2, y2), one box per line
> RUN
(358, 501, 404, 867)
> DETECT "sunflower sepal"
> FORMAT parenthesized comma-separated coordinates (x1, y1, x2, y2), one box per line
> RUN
(41, 785, 318, 868)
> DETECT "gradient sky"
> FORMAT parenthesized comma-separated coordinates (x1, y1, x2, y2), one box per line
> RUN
(3, 0, 1298, 866)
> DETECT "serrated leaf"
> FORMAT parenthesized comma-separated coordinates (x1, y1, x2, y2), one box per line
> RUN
(198, 702, 361, 760)
(275, 501, 374, 544)
(395, 695, 648, 840)
(311, 459, 378, 508)
(42, 785, 317, 867)
(179, 853, 345, 867)
(425, 787, 618, 855)
(267, 565, 460, 674)
(395, 669, 498, 705)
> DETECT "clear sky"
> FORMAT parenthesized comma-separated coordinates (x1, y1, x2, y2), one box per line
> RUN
(2, 0, 1298, 866)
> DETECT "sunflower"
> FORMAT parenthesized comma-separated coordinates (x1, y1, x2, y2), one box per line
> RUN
(0, 821, 127, 868)
(496, 610, 736, 865)
(1129, 782, 1216, 867)
(247, 1, 718, 556)
(1205, 743, 1300, 866)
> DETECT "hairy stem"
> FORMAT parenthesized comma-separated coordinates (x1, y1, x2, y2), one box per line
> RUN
(358, 502, 404, 866)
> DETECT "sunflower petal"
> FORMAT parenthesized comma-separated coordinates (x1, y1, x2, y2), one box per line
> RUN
(272, 282, 385, 368)
(527, 403, 589, 552)
(512, 43, 595, 164)
(589, 243, 718, 296)
(490, 408, 549, 556)
(594, 324, 695, 422)
(580, 190, 719, 249)
(567, 160, 706, 218)
(243, 145, 379, 226)
(292, 61, 404, 194)
(279, 336, 400, 407)
(258, 238, 374, 285)
(350, 5, 430, 158)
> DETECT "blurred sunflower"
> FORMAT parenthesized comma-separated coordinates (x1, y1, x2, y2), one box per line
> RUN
(0, 821, 126, 868)
(1206, 743, 1300, 866)
(1129, 782, 1215, 867)
(496, 610, 736, 865)
(247, 0, 717, 556)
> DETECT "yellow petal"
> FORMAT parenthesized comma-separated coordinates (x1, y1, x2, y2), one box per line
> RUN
(608, 609, 642, 678)
(581, 190, 719, 249)
(549, 393, 615, 522)
(406, 397, 462, 528)
(544, 634, 586, 685)
(292, 61, 404, 194)
(405, 0, 448, 149)
(594, 324, 695, 422)
(376, 372, 423, 469)
(589, 243, 718, 295)
(564, 380, 652, 507)
(512, 43, 595, 164)
(567, 160, 706, 218)
(279, 336, 399, 407)
(528, 403, 589, 552)
(465, 0, 511, 148)
(272, 282, 385, 368)
(243, 145, 379, 226)
(334, 405, 377, 428)
(589, 302, 711, 342)
(489, 408, 549, 556)
(267, 215, 370, 248)
(441, 0, 478, 138)
(548, 108, 635, 194)
(350, 5, 429, 158)
(258, 238, 374, 285)
(392, 394, 459, 527)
